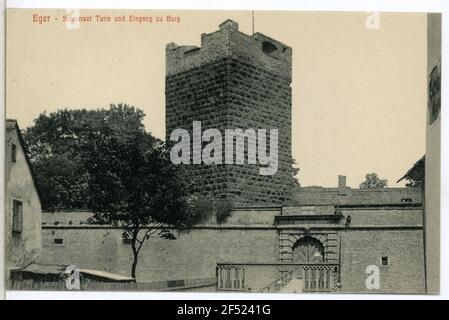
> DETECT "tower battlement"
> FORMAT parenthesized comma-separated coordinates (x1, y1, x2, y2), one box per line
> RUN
(166, 19, 292, 79)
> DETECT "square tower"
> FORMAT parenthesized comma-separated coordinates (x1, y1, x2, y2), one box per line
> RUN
(165, 19, 293, 206)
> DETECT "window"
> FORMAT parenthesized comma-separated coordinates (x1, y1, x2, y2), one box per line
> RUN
(381, 256, 389, 266)
(12, 199, 23, 236)
(262, 41, 278, 55)
(11, 144, 17, 163)
(54, 238, 64, 246)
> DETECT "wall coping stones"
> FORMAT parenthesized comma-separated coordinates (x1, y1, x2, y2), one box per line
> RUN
(42, 224, 423, 231)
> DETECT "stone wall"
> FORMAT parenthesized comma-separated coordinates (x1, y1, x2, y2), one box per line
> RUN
(42, 210, 93, 225)
(340, 229, 425, 293)
(40, 204, 425, 293)
(40, 224, 279, 283)
(292, 186, 422, 205)
(341, 207, 423, 227)
(39, 223, 425, 293)
(41, 207, 281, 226)
(165, 20, 293, 206)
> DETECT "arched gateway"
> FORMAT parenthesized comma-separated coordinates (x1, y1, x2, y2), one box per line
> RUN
(292, 236, 325, 263)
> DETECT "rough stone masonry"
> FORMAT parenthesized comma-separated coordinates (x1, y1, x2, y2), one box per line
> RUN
(165, 19, 293, 206)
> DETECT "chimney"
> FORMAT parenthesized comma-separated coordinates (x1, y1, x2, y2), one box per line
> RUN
(338, 175, 346, 189)
(219, 19, 239, 32)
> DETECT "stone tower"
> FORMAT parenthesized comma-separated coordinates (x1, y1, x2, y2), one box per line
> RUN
(165, 19, 292, 206)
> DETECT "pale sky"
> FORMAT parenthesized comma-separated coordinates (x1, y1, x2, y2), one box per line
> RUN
(6, 9, 427, 188)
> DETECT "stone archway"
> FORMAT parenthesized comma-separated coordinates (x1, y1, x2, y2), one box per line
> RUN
(291, 236, 325, 263)
(278, 230, 339, 263)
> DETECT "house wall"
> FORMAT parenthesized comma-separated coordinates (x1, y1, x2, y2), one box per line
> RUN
(5, 125, 42, 271)
(424, 12, 441, 294)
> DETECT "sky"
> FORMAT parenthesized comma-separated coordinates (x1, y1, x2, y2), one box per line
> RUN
(6, 9, 427, 187)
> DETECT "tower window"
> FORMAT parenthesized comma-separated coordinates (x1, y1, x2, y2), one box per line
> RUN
(11, 144, 17, 163)
(262, 41, 278, 54)
(381, 256, 389, 266)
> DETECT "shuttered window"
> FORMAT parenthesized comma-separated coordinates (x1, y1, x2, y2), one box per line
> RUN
(12, 199, 23, 235)
(11, 144, 17, 163)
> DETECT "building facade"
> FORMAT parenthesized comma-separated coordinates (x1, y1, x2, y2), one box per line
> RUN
(424, 13, 441, 294)
(5, 120, 42, 274)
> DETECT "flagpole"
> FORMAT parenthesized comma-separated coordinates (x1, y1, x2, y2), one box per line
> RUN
(252, 11, 255, 35)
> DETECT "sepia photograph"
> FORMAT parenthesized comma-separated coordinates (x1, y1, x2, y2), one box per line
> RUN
(2, 4, 443, 299)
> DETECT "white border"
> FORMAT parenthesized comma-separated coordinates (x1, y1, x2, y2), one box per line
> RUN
(2, 0, 448, 12)
(0, 0, 5, 302)
(3, 0, 449, 301)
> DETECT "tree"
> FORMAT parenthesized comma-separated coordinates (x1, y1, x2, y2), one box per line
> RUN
(359, 173, 388, 189)
(25, 104, 208, 279)
(23, 104, 149, 210)
(214, 198, 234, 224)
(82, 120, 205, 279)
(182, 194, 233, 225)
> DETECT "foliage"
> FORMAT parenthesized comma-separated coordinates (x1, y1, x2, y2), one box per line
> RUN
(291, 158, 301, 187)
(179, 195, 234, 226)
(185, 194, 215, 225)
(23, 104, 148, 211)
(215, 198, 234, 224)
(359, 172, 388, 189)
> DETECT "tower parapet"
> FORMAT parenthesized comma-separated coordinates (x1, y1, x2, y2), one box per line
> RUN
(166, 19, 292, 79)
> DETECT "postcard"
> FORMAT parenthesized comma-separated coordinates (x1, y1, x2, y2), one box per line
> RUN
(3, 7, 442, 296)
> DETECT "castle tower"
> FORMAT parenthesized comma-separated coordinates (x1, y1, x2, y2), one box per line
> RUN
(165, 19, 293, 206)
